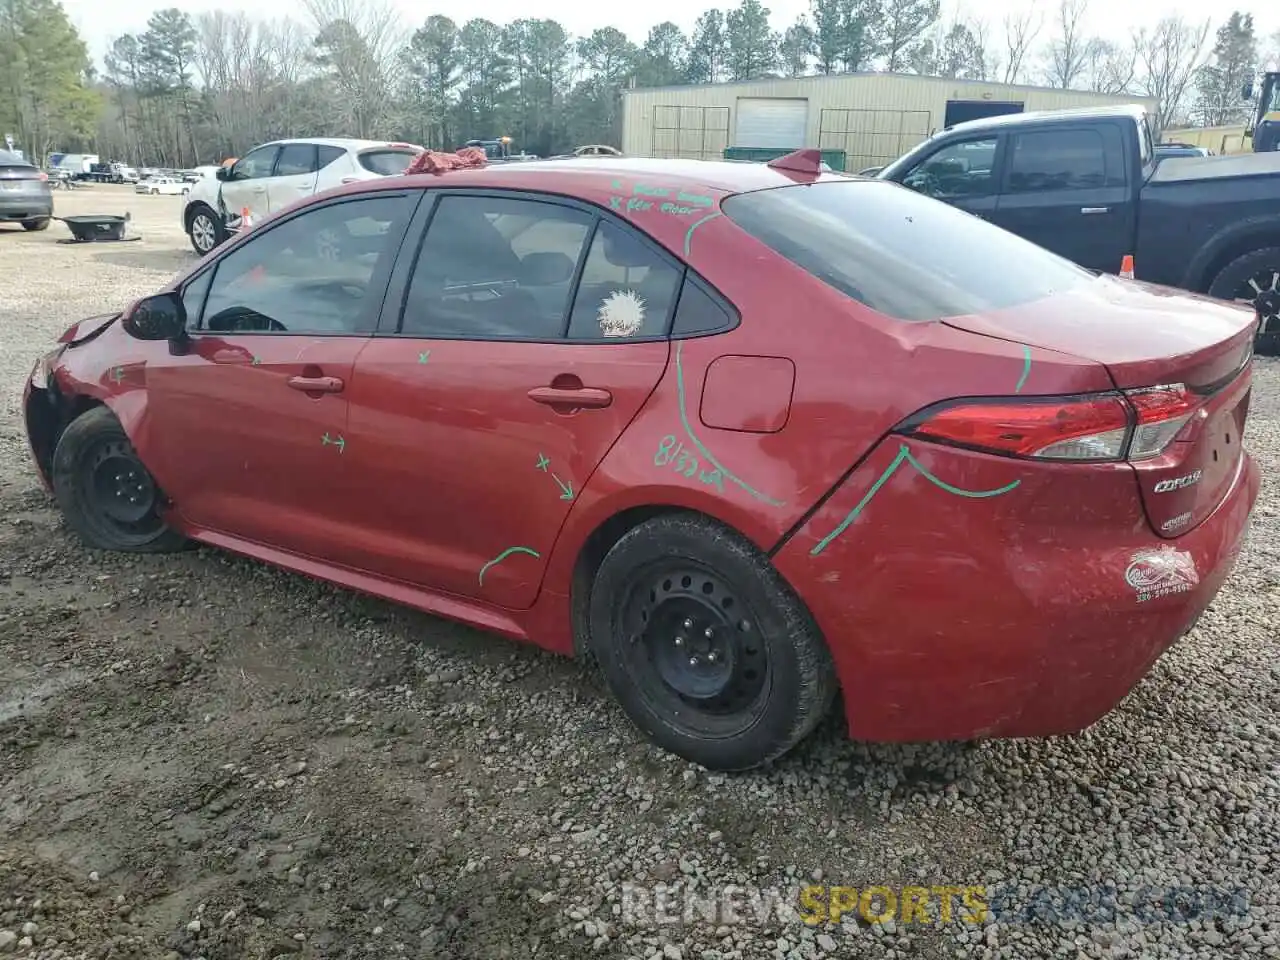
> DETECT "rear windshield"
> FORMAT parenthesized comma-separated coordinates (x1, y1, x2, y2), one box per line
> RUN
(720, 180, 1093, 322)
(358, 149, 420, 176)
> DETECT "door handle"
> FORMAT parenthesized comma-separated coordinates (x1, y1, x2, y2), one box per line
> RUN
(1080, 206, 1110, 214)
(527, 386, 613, 410)
(287, 375, 344, 393)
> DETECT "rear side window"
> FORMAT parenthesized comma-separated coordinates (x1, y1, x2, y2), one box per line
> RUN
(721, 180, 1092, 323)
(1006, 127, 1126, 191)
(671, 276, 735, 336)
(567, 221, 682, 340)
(358, 150, 419, 176)
(318, 145, 346, 169)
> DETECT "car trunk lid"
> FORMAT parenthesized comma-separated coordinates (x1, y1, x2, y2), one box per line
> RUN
(942, 274, 1257, 539)
(0, 162, 46, 194)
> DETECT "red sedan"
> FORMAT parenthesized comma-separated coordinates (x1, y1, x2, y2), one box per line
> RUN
(23, 150, 1261, 771)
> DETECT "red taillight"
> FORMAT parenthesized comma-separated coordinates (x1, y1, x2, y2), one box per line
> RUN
(37, 171, 48, 180)
(904, 384, 1199, 462)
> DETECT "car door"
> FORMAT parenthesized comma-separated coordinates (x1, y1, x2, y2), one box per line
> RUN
(267, 143, 320, 213)
(139, 190, 421, 562)
(892, 134, 1004, 221)
(218, 144, 279, 225)
(341, 191, 680, 608)
(990, 124, 1134, 272)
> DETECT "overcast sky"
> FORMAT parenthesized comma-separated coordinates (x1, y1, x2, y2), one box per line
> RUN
(62, 0, 1280, 72)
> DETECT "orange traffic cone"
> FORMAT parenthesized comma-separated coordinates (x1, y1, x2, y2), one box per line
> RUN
(1119, 254, 1135, 280)
(240, 206, 253, 231)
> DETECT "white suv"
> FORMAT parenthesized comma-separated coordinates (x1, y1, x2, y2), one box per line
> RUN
(182, 137, 424, 255)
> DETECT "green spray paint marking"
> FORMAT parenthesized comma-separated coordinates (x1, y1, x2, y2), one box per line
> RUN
(683, 211, 722, 257)
(552, 475, 574, 501)
(109, 366, 125, 384)
(418, 350, 431, 364)
(536, 453, 550, 472)
(478, 546, 541, 586)
(810, 444, 1021, 556)
(321, 432, 346, 453)
(1015, 345, 1032, 393)
(674, 341, 784, 507)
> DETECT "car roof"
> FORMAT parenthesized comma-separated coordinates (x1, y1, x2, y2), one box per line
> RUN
(941, 103, 1148, 135)
(260, 137, 420, 151)
(343, 155, 857, 199)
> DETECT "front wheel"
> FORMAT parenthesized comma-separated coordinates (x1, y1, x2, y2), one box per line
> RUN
(1208, 247, 1280, 356)
(51, 406, 188, 553)
(587, 513, 837, 771)
(22, 218, 50, 231)
(187, 206, 225, 256)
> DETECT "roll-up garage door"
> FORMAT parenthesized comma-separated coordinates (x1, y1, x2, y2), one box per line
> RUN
(734, 98, 809, 148)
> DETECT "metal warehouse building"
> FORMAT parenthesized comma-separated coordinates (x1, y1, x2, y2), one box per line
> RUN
(621, 73, 1158, 170)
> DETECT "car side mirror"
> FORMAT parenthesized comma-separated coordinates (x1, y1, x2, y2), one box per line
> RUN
(215, 166, 231, 182)
(123, 292, 187, 342)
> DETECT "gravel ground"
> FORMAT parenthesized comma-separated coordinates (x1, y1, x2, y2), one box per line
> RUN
(1, 185, 1278, 960)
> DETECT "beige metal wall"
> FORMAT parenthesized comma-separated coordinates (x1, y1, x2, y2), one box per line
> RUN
(1162, 125, 1251, 154)
(621, 73, 1159, 168)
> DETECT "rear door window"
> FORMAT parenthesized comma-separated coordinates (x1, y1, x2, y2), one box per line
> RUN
(358, 150, 420, 176)
(274, 143, 318, 176)
(318, 145, 346, 169)
(567, 220, 683, 340)
(721, 180, 1092, 322)
(1005, 127, 1126, 192)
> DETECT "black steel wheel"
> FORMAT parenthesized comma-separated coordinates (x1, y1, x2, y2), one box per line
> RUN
(51, 406, 188, 553)
(588, 513, 837, 771)
(1208, 247, 1280, 356)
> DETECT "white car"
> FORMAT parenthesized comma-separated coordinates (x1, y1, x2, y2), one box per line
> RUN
(182, 137, 424, 255)
(136, 176, 188, 196)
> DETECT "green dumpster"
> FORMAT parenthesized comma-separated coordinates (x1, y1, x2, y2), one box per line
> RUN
(722, 147, 847, 171)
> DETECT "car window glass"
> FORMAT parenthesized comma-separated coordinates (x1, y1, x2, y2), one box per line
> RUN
(401, 195, 592, 339)
(1138, 117, 1154, 167)
(901, 137, 998, 200)
(275, 143, 317, 176)
(317, 145, 346, 169)
(722, 180, 1092, 323)
(198, 196, 405, 335)
(358, 150, 420, 176)
(181, 270, 213, 330)
(567, 221, 682, 339)
(1006, 128, 1124, 192)
(233, 146, 278, 180)
(670, 276, 735, 336)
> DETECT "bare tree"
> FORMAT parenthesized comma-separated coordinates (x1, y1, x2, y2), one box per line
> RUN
(1042, 0, 1091, 89)
(1083, 36, 1138, 94)
(1136, 16, 1211, 136)
(303, 0, 406, 138)
(1001, 3, 1043, 85)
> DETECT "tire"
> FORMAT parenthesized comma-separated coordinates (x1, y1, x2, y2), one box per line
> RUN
(187, 205, 225, 256)
(1207, 247, 1280, 356)
(587, 512, 837, 771)
(51, 406, 187, 553)
(22, 218, 50, 231)
(150, 188, 158, 195)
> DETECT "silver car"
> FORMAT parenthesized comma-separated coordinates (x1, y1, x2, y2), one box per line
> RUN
(0, 150, 53, 231)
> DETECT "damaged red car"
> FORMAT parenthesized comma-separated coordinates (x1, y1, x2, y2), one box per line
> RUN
(23, 150, 1261, 771)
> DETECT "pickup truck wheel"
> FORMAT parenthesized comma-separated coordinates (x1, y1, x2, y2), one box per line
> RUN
(1208, 247, 1280, 356)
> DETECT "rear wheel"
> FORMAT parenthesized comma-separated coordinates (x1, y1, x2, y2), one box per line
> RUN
(1207, 247, 1280, 356)
(22, 218, 50, 232)
(51, 406, 187, 553)
(187, 206, 224, 256)
(588, 513, 837, 771)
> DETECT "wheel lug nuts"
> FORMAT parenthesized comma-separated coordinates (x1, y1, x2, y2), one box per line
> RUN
(682, 619, 693, 629)
(707, 652, 718, 663)
(688, 656, 699, 667)
(704, 627, 713, 638)
(674, 636, 684, 646)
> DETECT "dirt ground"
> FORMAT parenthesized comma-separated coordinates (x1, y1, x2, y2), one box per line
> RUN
(1, 185, 1278, 960)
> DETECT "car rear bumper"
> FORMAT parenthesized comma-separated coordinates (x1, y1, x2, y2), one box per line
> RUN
(772, 441, 1261, 742)
(0, 192, 52, 221)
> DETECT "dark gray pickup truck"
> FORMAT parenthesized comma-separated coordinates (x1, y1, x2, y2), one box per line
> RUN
(876, 105, 1280, 353)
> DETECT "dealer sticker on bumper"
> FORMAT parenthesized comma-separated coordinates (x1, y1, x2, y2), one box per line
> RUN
(1125, 546, 1200, 603)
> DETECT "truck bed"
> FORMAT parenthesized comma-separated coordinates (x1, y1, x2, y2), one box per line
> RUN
(1149, 151, 1280, 184)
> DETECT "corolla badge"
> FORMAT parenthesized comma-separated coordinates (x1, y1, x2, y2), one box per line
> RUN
(1124, 546, 1199, 603)
(1153, 470, 1202, 494)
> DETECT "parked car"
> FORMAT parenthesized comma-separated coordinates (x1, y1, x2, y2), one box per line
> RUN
(24, 153, 1260, 770)
(182, 138, 424, 256)
(0, 149, 52, 231)
(1155, 141, 1214, 159)
(875, 105, 1280, 354)
(136, 176, 189, 196)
